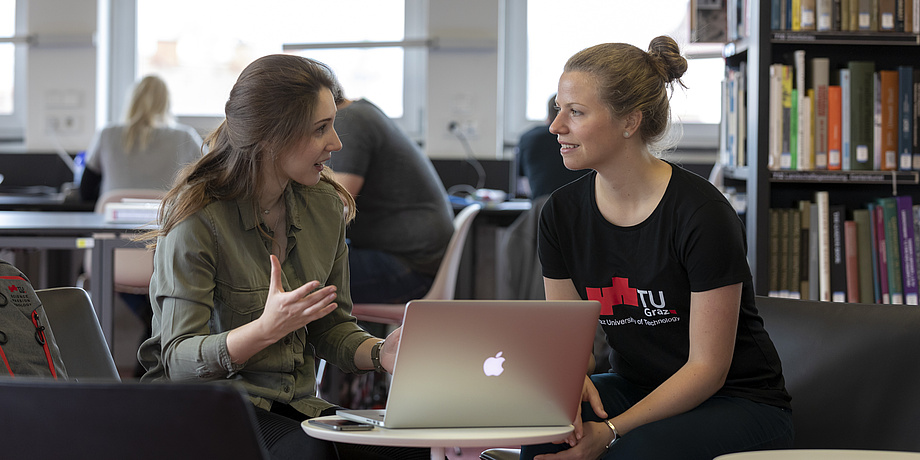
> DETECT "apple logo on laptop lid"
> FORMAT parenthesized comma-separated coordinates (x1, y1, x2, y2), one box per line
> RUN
(483, 351, 505, 376)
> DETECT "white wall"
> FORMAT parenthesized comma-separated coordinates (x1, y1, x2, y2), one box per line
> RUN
(23, 0, 98, 152)
(424, 0, 502, 159)
(19, 0, 510, 160)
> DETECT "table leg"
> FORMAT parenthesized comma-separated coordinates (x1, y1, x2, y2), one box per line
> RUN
(90, 239, 115, 352)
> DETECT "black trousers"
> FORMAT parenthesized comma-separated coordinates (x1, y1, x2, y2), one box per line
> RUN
(254, 403, 433, 460)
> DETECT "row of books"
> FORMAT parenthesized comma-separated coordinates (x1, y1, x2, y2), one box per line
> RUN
(769, 191, 920, 305)
(767, 52, 920, 171)
(772, 0, 920, 32)
(720, 61, 747, 168)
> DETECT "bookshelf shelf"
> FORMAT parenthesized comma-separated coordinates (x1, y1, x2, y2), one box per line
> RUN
(771, 31, 920, 45)
(769, 170, 920, 184)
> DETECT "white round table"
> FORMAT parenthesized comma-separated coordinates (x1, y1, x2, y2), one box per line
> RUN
(716, 450, 920, 459)
(302, 415, 573, 460)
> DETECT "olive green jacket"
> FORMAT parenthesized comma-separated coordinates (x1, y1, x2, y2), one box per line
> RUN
(138, 180, 373, 417)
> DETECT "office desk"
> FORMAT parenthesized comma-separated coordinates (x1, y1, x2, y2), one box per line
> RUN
(0, 193, 95, 212)
(0, 211, 151, 350)
(302, 415, 571, 460)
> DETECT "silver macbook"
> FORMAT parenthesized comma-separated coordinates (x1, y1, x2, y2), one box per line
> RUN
(338, 299, 601, 429)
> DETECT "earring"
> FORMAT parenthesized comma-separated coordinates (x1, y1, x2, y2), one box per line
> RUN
(623, 131, 630, 138)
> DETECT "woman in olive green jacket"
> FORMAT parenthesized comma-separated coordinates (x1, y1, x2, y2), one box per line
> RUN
(138, 54, 427, 460)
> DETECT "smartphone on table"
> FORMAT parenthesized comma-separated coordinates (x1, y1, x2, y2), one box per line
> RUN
(307, 418, 375, 431)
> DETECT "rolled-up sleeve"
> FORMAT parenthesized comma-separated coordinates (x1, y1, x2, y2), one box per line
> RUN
(152, 211, 243, 380)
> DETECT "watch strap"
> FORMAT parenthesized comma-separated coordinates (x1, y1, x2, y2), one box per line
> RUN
(370, 340, 386, 373)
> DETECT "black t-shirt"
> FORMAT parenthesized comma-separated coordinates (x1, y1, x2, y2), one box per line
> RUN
(539, 162, 791, 409)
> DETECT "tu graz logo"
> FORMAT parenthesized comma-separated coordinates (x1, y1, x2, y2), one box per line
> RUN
(587, 277, 676, 318)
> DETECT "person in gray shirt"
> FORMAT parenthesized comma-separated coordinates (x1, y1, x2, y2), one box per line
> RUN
(329, 97, 454, 305)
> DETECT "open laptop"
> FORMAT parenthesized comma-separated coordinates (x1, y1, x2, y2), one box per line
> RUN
(338, 299, 601, 429)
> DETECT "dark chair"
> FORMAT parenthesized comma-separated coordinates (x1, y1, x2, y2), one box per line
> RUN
(36, 286, 120, 381)
(481, 295, 920, 459)
(755, 295, 920, 451)
(0, 379, 268, 459)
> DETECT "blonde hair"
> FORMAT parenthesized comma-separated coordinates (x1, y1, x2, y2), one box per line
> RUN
(564, 36, 688, 147)
(141, 55, 355, 248)
(123, 75, 171, 153)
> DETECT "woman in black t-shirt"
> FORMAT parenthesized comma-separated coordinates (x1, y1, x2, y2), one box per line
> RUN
(521, 37, 794, 460)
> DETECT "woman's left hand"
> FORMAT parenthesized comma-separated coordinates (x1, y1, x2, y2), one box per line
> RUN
(535, 421, 611, 460)
(379, 327, 402, 373)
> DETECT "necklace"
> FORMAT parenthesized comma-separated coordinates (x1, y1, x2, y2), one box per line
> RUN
(261, 196, 283, 215)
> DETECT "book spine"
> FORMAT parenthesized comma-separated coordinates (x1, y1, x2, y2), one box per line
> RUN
(828, 85, 843, 170)
(802, 92, 813, 170)
(898, 65, 915, 170)
(845, 220, 861, 302)
(858, 0, 873, 28)
(816, 191, 832, 301)
(795, 50, 808, 170)
(769, 65, 786, 171)
(913, 69, 920, 169)
(874, 203, 891, 303)
(799, 200, 812, 297)
(880, 70, 899, 171)
(770, 208, 781, 297)
(782, 66, 795, 170)
(830, 204, 848, 302)
(818, 0, 834, 29)
(849, 61, 876, 170)
(897, 195, 918, 305)
(809, 202, 821, 300)
(853, 208, 876, 303)
(773, 0, 785, 30)
(881, 197, 904, 304)
(841, 69, 852, 170)
(880, 0, 897, 29)
(791, 208, 803, 298)
(849, 0, 861, 30)
(812, 57, 830, 170)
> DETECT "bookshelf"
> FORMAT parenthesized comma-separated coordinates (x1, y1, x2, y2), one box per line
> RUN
(721, 0, 920, 299)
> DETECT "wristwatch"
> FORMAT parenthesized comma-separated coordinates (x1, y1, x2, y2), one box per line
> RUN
(370, 340, 386, 373)
(604, 419, 620, 449)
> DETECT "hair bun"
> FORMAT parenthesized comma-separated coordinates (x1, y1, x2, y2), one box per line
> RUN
(648, 36, 688, 83)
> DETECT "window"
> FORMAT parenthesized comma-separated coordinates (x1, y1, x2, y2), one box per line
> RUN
(130, 0, 423, 134)
(505, 0, 723, 149)
(0, 0, 14, 115)
(0, 0, 24, 140)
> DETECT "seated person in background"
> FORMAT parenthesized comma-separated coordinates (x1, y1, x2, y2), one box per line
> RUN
(137, 55, 428, 460)
(323, 92, 454, 409)
(79, 74, 203, 377)
(329, 94, 454, 305)
(515, 93, 587, 199)
(79, 74, 203, 202)
(522, 37, 793, 460)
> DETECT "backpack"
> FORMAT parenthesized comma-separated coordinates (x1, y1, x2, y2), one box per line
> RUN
(0, 259, 68, 379)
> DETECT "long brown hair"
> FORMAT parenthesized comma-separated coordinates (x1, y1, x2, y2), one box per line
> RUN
(141, 54, 355, 248)
(564, 36, 688, 146)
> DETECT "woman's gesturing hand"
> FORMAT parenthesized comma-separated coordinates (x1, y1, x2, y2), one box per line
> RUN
(260, 254, 339, 341)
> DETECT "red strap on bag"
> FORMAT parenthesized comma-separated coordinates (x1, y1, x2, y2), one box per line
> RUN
(30, 310, 57, 379)
(0, 342, 13, 377)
